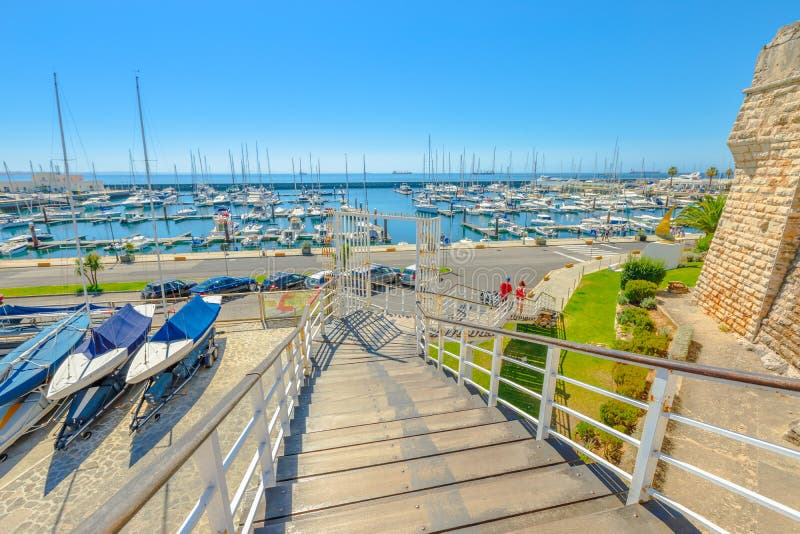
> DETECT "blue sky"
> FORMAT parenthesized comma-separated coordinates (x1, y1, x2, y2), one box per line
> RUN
(1, 1, 797, 174)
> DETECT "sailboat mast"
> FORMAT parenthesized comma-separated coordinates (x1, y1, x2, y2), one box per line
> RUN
(265, 147, 273, 190)
(135, 75, 168, 317)
(344, 153, 350, 205)
(53, 73, 89, 306)
(362, 154, 368, 211)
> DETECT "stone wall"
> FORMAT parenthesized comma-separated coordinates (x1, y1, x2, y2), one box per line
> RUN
(696, 21, 800, 366)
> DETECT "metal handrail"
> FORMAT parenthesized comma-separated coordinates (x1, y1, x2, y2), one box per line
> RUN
(416, 301, 800, 532)
(78, 284, 328, 533)
(419, 307, 800, 394)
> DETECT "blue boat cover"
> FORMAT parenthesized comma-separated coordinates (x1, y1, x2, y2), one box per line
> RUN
(75, 304, 153, 359)
(0, 303, 108, 318)
(0, 313, 89, 406)
(151, 296, 221, 343)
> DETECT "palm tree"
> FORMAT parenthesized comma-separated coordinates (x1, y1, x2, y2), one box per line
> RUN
(705, 166, 718, 192)
(667, 166, 678, 189)
(74, 251, 105, 289)
(675, 195, 727, 235)
(725, 167, 733, 180)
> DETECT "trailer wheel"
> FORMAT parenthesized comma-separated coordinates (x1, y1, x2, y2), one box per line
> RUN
(80, 431, 93, 441)
(0, 453, 7, 463)
(153, 413, 161, 422)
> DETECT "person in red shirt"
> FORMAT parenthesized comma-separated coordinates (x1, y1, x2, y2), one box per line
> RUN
(499, 277, 513, 300)
(515, 280, 526, 312)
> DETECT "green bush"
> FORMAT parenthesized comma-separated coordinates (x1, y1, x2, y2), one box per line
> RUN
(640, 296, 658, 310)
(617, 307, 655, 330)
(599, 427, 625, 463)
(575, 422, 599, 449)
(617, 293, 629, 305)
(612, 363, 649, 400)
(620, 257, 667, 289)
(599, 400, 640, 432)
(695, 233, 713, 253)
(624, 280, 658, 305)
(615, 328, 670, 358)
(683, 252, 704, 263)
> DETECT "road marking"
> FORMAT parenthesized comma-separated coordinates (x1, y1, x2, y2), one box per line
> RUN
(598, 243, 622, 251)
(550, 249, 586, 263)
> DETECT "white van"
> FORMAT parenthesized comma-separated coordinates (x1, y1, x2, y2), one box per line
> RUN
(401, 265, 417, 287)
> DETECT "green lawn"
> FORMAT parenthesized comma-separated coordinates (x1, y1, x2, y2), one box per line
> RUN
(426, 269, 640, 440)
(0, 281, 148, 297)
(660, 261, 703, 289)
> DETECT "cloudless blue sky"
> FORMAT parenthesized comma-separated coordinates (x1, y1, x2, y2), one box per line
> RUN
(1, 1, 797, 174)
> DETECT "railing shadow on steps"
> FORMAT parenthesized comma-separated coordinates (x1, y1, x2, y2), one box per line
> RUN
(77, 285, 800, 534)
(417, 301, 800, 533)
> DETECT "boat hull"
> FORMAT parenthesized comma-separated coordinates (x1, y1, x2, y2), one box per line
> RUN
(125, 339, 194, 384)
(0, 389, 57, 455)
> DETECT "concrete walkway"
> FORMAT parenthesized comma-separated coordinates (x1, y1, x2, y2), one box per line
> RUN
(659, 292, 800, 534)
(531, 253, 627, 311)
(0, 322, 292, 533)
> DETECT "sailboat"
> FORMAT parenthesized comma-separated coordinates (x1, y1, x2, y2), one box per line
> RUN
(47, 304, 155, 448)
(126, 296, 221, 432)
(47, 304, 155, 401)
(0, 312, 89, 457)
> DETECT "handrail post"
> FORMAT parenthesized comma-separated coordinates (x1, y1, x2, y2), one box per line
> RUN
(258, 291, 266, 329)
(458, 327, 470, 386)
(194, 430, 234, 533)
(299, 325, 309, 377)
(627, 367, 678, 505)
(286, 342, 299, 413)
(276, 349, 291, 436)
(249, 380, 276, 487)
(488, 333, 502, 406)
(536, 344, 559, 440)
(437, 322, 445, 372)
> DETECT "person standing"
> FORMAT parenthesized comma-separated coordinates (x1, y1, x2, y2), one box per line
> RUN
(515, 280, 526, 313)
(500, 277, 513, 300)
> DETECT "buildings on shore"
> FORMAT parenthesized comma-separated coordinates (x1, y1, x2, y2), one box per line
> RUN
(2, 173, 104, 194)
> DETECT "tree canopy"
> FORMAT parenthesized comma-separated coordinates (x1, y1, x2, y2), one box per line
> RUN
(675, 195, 727, 235)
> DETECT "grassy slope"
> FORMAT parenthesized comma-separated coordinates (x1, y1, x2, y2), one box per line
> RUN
(659, 261, 703, 289)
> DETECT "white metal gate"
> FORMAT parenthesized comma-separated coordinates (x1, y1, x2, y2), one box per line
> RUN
(332, 211, 441, 317)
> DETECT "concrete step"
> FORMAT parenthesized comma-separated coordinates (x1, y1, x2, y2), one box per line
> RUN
(266, 439, 577, 519)
(308, 359, 430, 380)
(282, 407, 510, 455)
(255, 463, 621, 533)
(289, 395, 485, 434)
(303, 366, 442, 389)
(278, 419, 532, 481)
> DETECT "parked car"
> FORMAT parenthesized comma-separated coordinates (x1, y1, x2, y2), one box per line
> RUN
(305, 270, 334, 289)
(140, 279, 197, 300)
(261, 272, 308, 291)
(350, 264, 401, 288)
(401, 265, 417, 287)
(190, 276, 258, 295)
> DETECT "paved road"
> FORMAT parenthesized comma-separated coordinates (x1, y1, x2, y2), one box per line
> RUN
(2, 241, 639, 293)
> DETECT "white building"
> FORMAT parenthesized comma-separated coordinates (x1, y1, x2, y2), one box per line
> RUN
(1, 173, 104, 193)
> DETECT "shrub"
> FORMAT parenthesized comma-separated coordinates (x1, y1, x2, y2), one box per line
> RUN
(612, 363, 649, 399)
(599, 401, 639, 432)
(617, 293, 629, 305)
(617, 307, 655, 330)
(575, 422, 599, 449)
(624, 280, 658, 305)
(620, 257, 666, 289)
(683, 252, 704, 263)
(695, 233, 713, 253)
(640, 296, 658, 310)
(600, 427, 625, 463)
(615, 328, 670, 358)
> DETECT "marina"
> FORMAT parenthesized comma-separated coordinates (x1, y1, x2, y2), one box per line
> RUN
(0, 172, 725, 259)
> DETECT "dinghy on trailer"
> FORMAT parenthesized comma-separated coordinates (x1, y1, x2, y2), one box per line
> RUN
(126, 295, 221, 432)
(0, 312, 89, 459)
(47, 304, 155, 449)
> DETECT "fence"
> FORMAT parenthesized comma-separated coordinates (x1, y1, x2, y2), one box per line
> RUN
(417, 305, 800, 533)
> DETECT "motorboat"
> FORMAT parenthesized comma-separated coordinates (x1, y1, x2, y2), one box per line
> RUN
(240, 223, 263, 236)
(175, 206, 198, 217)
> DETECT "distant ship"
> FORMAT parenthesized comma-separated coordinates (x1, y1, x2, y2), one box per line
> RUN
(392, 171, 412, 175)
(628, 169, 662, 175)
